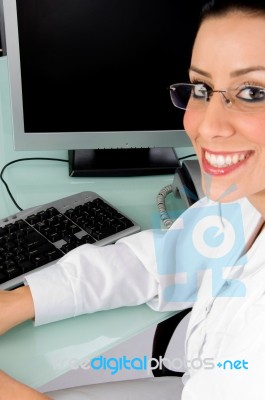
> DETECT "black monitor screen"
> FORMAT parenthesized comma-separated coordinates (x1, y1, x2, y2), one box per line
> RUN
(15, 0, 204, 133)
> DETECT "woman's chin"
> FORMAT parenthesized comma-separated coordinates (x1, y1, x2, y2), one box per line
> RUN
(201, 177, 241, 203)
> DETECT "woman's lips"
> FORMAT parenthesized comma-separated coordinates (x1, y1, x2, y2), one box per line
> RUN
(202, 149, 253, 176)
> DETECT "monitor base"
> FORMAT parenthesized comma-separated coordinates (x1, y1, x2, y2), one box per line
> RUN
(68, 148, 180, 177)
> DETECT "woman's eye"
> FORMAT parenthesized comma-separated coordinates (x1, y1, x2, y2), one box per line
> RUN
(237, 86, 265, 102)
(192, 84, 210, 99)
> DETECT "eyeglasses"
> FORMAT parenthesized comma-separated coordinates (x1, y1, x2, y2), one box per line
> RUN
(169, 83, 265, 113)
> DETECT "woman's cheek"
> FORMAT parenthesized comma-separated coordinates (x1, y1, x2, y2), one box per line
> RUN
(183, 110, 198, 143)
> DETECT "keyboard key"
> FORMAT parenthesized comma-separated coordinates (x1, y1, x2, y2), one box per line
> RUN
(0, 272, 6, 283)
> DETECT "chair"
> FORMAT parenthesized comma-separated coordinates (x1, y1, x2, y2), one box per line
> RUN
(151, 308, 192, 377)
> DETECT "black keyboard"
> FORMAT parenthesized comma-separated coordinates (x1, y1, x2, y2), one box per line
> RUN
(0, 191, 140, 290)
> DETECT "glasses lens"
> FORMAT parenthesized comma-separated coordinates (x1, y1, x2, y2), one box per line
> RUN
(170, 84, 193, 110)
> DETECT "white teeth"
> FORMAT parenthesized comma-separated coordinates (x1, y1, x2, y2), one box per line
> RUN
(205, 151, 247, 168)
(216, 155, 225, 166)
(232, 154, 239, 164)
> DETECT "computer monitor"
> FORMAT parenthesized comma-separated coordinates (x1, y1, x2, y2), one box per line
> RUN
(0, 0, 203, 176)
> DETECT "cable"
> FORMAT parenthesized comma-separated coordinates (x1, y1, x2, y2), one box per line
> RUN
(0, 157, 69, 211)
(156, 153, 196, 229)
(156, 184, 174, 229)
(178, 153, 196, 161)
(1, 154, 197, 219)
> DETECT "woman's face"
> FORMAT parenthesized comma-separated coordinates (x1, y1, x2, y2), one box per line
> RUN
(184, 12, 265, 212)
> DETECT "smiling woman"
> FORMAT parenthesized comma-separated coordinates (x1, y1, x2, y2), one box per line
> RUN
(183, 9, 265, 206)
(2, 1, 265, 400)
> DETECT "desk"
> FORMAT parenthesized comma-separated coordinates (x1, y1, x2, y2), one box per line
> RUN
(0, 163, 184, 388)
(0, 304, 177, 388)
(0, 156, 189, 389)
(0, 159, 188, 388)
(0, 162, 187, 388)
(0, 164, 186, 388)
(0, 171, 183, 388)
(0, 160, 183, 230)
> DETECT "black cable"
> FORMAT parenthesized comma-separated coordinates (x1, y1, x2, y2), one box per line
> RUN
(178, 153, 196, 161)
(0, 154, 196, 215)
(0, 157, 69, 211)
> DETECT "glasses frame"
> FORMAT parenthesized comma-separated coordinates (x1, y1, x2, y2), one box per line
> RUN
(169, 82, 265, 113)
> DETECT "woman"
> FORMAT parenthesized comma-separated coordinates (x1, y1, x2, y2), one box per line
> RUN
(1, 0, 265, 398)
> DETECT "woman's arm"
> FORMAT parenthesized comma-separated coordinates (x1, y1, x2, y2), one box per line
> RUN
(0, 286, 35, 335)
(0, 370, 51, 400)
(0, 290, 49, 399)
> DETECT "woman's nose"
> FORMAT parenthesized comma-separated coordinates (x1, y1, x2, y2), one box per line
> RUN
(197, 93, 236, 140)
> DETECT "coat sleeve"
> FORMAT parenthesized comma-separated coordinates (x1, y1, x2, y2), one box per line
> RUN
(24, 229, 163, 326)
(25, 196, 220, 327)
(27, 197, 228, 326)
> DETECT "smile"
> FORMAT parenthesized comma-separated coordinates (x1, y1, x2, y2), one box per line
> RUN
(204, 150, 251, 168)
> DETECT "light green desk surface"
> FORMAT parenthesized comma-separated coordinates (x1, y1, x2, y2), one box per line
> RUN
(0, 161, 184, 388)
(0, 305, 176, 388)
(0, 56, 190, 389)
(0, 160, 186, 388)
(0, 155, 186, 388)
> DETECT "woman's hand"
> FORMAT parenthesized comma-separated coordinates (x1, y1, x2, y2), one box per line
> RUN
(0, 370, 51, 399)
(0, 286, 35, 335)
(0, 290, 50, 399)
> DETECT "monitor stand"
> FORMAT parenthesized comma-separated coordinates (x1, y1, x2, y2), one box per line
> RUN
(68, 148, 180, 177)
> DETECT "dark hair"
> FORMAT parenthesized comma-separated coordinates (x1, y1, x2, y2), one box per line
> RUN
(200, 0, 265, 23)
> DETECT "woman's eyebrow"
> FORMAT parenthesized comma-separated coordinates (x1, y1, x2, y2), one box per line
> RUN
(230, 66, 265, 77)
(189, 65, 265, 78)
(189, 66, 211, 77)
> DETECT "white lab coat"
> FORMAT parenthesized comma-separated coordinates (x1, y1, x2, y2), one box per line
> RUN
(26, 197, 265, 399)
